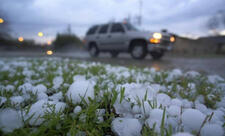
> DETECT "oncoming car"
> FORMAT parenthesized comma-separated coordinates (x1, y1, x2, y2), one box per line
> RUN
(84, 22, 175, 59)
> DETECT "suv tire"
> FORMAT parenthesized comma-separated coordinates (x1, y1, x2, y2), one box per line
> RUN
(130, 41, 147, 59)
(110, 51, 119, 58)
(89, 43, 99, 57)
(150, 50, 164, 60)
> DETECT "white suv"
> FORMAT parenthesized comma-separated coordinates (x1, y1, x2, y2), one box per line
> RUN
(84, 22, 175, 59)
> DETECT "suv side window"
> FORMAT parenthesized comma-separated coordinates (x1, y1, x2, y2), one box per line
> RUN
(86, 26, 98, 35)
(99, 24, 109, 34)
(110, 23, 125, 33)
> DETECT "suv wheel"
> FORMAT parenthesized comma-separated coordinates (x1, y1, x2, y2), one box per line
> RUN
(110, 51, 119, 58)
(130, 41, 147, 59)
(89, 43, 99, 57)
(150, 50, 164, 60)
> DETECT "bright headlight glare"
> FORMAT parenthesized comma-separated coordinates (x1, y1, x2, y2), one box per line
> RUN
(170, 36, 175, 42)
(153, 33, 162, 39)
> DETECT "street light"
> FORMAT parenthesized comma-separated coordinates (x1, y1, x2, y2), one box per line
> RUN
(38, 32, 44, 37)
(46, 50, 53, 55)
(47, 40, 52, 45)
(18, 37, 24, 42)
(0, 18, 4, 24)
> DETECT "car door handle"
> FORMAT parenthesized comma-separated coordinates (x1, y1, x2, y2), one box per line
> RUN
(107, 35, 111, 38)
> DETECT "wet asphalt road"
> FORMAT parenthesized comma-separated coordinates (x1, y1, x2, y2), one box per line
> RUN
(0, 51, 225, 77)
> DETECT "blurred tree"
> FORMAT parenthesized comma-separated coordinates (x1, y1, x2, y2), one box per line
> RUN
(207, 10, 225, 36)
(67, 24, 72, 35)
(53, 33, 83, 49)
(220, 10, 225, 27)
(53, 24, 83, 50)
(207, 16, 219, 30)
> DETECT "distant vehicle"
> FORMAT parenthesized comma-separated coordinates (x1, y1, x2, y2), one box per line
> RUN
(84, 22, 176, 59)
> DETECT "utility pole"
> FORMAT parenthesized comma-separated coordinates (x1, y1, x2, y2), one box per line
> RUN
(138, 0, 143, 26)
(67, 24, 72, 35)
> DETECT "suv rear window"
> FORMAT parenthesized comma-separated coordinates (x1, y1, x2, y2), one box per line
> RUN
(99, 24, 109, 34)
(110, 23, 125, 33)
(86, 26, 98, 35)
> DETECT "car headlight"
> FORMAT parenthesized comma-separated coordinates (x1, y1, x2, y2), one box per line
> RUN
(170, 36, 175, 42)
(150, 38, 160, 44)
(153, 33, 162, 39)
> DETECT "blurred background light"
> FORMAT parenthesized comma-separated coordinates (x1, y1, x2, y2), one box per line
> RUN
(18, 37, 24, 42)
(170, 36, 175, 42)
(47, 41, 52, 45)
(0, 18, 4, 24)
(46, 50, 53, 55)
(220, 30, 225, 36)
(38, 32, 44, 37)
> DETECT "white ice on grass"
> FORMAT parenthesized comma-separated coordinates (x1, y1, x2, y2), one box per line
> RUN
(181, 109, 205, 132)
(79, 114, 86, 122)
(112, 118, 142, 136)
(173, 132, 194, 136)
(22, 69, 33, 77)
(0, 85, 4, 91)
(207, 75, 224, 84)
(66, 80, 95, 104)
(0, 108, 23, 133)
(187, 83, 196, 90)
(10, 96, 24, 107)
(151, 84, 162, 92)
(217, 83, 225, 93)
(167, 105, 181, 117)
(167, 117, 179, 129)
(195, 95, 205, 104)
(166, 69, 182, 82)
(146, 109, 167, 133)
(182, 99, 193, 108)
(73, 106, 82, 114)
(5, 85, 15, 92)
(156, 93, 171, 107)
(120, 83, 159, 101)
(96, 109, 105, 116)
(184, 71, 200, 78)
(33, 84, 47, 94)
(134, 114, 144, 120)
(208, 113, 222, 125)
(195, 103, 208, 114)
(0, 97, 7, 106)
(73, 75, 86, 82)
(96, 109, 105, 123)
(131, 105, 142, 114)
(37, 92, 48, 100)
(22, 94, 31, 101)
(18, 83, 33, 93)
(53, 76, 64, 89)
(213, 110, 224, 121)
(114, 83, 170, 116)
(27, 100, 66, 126)
(114, 100, 132, 116)
(1, 58, 225, 135)
(49, 92, 63, 101)
(200, 124, 224, 136)
(171, 99, 182, 107)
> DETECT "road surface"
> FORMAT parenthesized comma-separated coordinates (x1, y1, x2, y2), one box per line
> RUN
(0, 51, 225, 77)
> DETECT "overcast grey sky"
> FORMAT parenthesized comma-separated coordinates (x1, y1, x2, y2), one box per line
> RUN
(1, 0, 225, 43)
